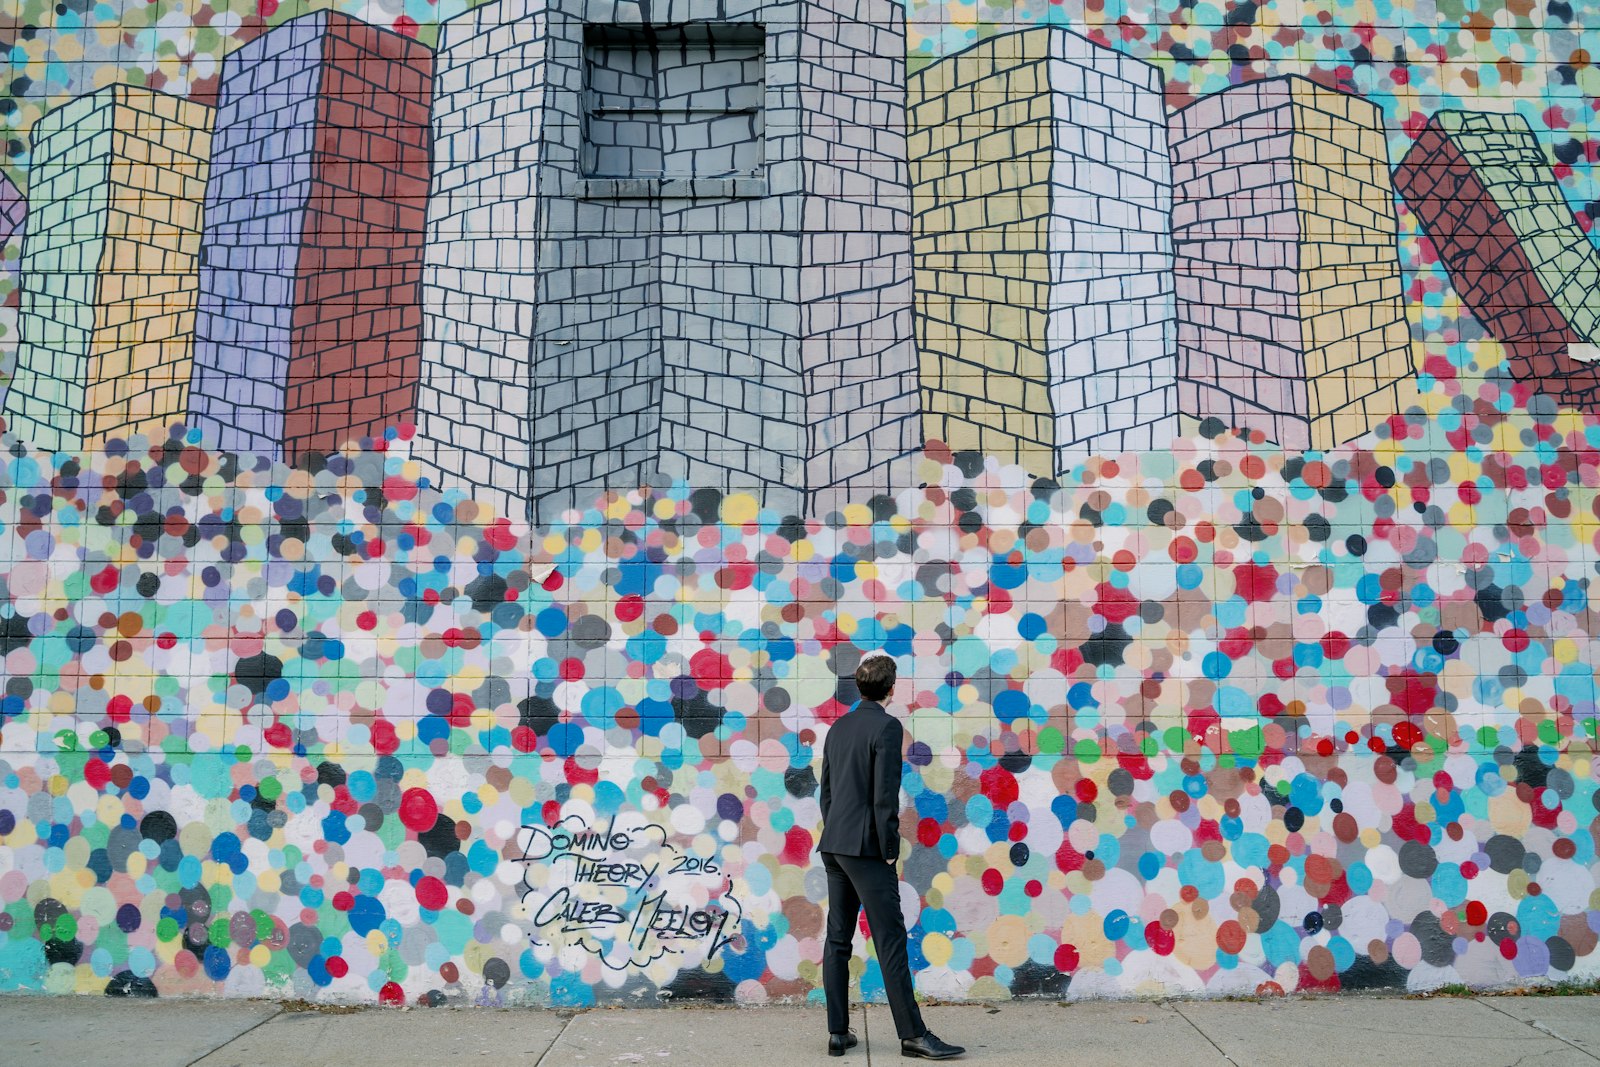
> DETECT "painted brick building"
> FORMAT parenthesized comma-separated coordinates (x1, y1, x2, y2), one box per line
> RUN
(1169, 75, 1414, 451)
(0, 175, 22, 244)
(415, 0, 921, 521)
(1395, 110, 1600, 410)
(909, 27, 1176, 475)
(4, 86, 211, 452)
(189, 11, 432, 460)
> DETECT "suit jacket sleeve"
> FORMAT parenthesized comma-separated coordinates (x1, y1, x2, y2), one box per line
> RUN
(873, 719, 903, 862)
(818, 736, 832, 824)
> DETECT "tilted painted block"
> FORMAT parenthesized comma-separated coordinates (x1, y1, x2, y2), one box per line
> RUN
(1169, 75, 1415, 452)
(415, 0, 920, 521)
(190, 11, 433, 461)
(909, 26, 1176, 476)
(1395, 110, 1600, 410)
(4, 86, 212, 453)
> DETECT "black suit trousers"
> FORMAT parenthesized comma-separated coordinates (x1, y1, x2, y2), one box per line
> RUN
(822, 851, 926, 1040)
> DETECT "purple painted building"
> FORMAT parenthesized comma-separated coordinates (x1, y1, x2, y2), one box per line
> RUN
(190, 11, 432, 461)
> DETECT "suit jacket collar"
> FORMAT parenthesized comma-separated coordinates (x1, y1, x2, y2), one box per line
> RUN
(855, 699, 887, 714)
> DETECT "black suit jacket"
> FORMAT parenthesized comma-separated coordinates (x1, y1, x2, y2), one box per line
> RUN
(818, 700, 904, 862)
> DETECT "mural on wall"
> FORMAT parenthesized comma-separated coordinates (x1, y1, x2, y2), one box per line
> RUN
(1, 0, 1600, 1011)
(4, 86, 212, 454)
(1395, 109, 1600, 410)
(910, 27, 1179, 473)
(188, 10, 433, 462)
(517, 813, 743, 977)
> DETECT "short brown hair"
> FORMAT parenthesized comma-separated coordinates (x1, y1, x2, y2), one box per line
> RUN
(854, 654, 896, 701)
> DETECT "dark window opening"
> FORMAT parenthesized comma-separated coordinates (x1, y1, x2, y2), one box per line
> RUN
(582, 23, 766, 181)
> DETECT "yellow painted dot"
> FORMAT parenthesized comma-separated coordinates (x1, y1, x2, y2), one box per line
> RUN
(922, 933, 953, 968)
(987, 915, 1029, 968)
(721, 493, 759, 526)
(842, 503, 873, 526)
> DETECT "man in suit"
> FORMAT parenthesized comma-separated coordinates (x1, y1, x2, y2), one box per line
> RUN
(818, 652, 964, 1059)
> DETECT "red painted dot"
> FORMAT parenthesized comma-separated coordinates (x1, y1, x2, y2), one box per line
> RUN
(399, 788, 439, 832)
(369, 719, 399, 755)
(1146, 920, 1176, 956)
(1054, 944, 1080, 973)
(325, 956, 349, 979)
(1024, 880, 1042, 897)
(83, 758, 111, 789)
(415, 876, 448, 911)
(980, 868, 1003, 896)
(379, 981, 404, 1005)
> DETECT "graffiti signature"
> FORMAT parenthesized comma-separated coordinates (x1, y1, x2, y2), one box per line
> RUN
(516, 813, 743, 971)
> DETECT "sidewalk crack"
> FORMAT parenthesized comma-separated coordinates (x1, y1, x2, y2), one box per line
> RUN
(182, 1003, 285, 1067)
(533, 1010, 578, 1067)
(1474, 997, 1600, 1063)
(1171, 1002, 1241, 1067)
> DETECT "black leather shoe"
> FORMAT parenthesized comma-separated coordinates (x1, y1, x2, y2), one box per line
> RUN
(828, 1030, 859, 1056)
(902, 1031, 965, 1059)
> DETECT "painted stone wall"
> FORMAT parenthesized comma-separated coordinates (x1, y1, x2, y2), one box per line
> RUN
(2, 0, 1600, 1010)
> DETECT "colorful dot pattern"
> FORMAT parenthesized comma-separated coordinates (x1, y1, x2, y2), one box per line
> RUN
(0, 405, 1595, 1001)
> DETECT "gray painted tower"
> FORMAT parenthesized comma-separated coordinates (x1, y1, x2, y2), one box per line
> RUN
(417, 0, 920, 520)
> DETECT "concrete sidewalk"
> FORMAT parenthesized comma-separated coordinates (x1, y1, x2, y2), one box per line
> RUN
(3, 993, 1599, 1067)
